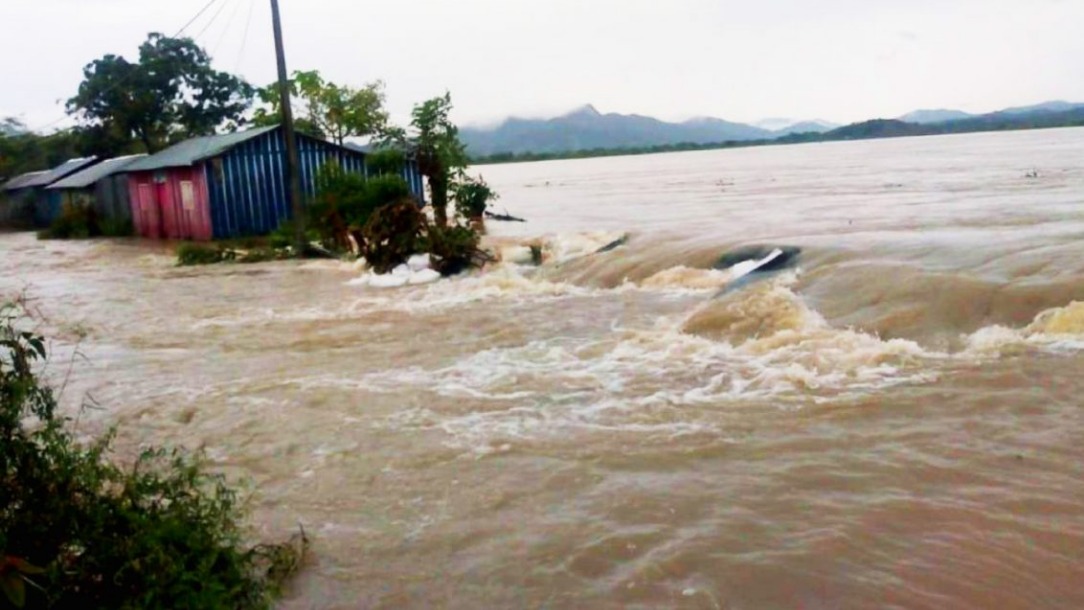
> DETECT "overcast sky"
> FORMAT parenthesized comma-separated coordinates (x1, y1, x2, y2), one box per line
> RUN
(3, 0, 1083, 131)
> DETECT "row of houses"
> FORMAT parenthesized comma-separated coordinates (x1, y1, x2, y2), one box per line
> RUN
(0, 126, 425, 240)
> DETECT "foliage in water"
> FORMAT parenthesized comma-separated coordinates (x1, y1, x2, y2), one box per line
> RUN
(176, 243, 236, 266)
(452, 175, 498, 220)
(424, 223, 486, 276)
(37, 204, 133, 240)
(360, 199, 428, 274)
(38, 204, 97, 240)
(0, 301, 305, 609)
(309, 163, 412, 251)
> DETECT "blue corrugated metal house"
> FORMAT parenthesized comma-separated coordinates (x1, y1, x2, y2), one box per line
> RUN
(125, 125, 425, 240)
(1, 170, 48, 227)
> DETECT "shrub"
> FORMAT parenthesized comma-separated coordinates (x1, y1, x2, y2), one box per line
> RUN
(361, 199, 427, 274)
(176, 243, 236, 266)
(39, 203, 97, 240)
(0, 302, 304, 609)
(365, 149, 405, 176)
(453, 176, 498, 220)
(97, 218, 133, 238)
(38, 204, 135, 240)
(268, 222, 320, 251)
(425, 223, 485, 276)
(309, 164, 412, 252)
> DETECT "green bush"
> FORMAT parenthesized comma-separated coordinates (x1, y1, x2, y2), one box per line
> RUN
(38, 203, 97, 240)
(361, 199, 427, 274)
(97, 218, 133, 238)
(453, 176, 498, 220)
(425, 223, 483, 276)
(176, 243, 236, 266)
(38, 204, 135, 240)
(309, 163, 413, 254)
(0, 302, 304, 609)
(365, 149, 405, 176)
(268, 222, 320, 251)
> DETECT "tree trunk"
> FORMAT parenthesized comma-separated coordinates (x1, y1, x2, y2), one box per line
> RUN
(430, 172, 448, 228)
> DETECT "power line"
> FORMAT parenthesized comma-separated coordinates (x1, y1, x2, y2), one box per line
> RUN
(211, 0, 245, 58)
(192, 0, 232, 42)
(234, 0, 257, 73)
(174, 0, 225, 38)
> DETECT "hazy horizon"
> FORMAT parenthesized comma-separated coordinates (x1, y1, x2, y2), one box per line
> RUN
(3, 0, 1083, 132)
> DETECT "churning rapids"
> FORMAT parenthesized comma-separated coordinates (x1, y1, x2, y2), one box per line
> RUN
(3, 128, 1084, 609)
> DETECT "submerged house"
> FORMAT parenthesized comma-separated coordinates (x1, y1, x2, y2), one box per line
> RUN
(125, 125, 425, 240)
(45, 155, 147, 226)
(26, 157, 100, 227)
(1, 170, 48, 226)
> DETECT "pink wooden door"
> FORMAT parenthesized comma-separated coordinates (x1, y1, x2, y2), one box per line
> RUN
(137, 183, 161, 239)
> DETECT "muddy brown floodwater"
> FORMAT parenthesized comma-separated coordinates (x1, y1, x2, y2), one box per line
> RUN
(3, 127, 1084, 609)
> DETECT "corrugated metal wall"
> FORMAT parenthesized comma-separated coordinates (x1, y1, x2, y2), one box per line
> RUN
(205, 130, 426, 239)
(0, 190, 37, 228)
(94, 174, 133, 223)
(127, 168, 213, 240)
(35, 189, 62, 227)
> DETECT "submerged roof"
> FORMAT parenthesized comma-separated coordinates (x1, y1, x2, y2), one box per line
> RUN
(48, 154, 148, 189)
(1, 170, 49, 191)
(19, 157, 99, 189)
(126, 126, 279, 172)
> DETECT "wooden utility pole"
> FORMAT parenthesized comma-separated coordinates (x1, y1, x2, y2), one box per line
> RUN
(270, 0, 305, 251)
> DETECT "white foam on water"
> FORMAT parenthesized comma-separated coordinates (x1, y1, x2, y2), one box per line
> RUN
(541, 231, 627, 264)
(182, 234, 1084, 455)
(963, 301, 1084, 355)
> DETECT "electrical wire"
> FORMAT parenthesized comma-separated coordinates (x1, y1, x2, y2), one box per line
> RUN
(192, 0, 233, 43)
(173, 0, 226, 39)
(211, 0, 246, 58)
(234, 0, 257, 73)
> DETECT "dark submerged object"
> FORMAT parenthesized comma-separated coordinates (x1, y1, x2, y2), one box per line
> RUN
(712, 245, 802, 297)
(595, 234, 630, 254)
(484, 210, 527, 222)
(713, 245, 801, 273)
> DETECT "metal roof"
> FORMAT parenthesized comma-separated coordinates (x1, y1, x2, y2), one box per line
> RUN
(1, 170, 49, 192)
(47, 154, 147, 190)
(126, 126, 279, 172)
(20, 157, 99, 188)
(343, 142, 373, 154)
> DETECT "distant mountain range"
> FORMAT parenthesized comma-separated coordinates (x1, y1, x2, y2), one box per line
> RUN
(462, 100, 1084, 158)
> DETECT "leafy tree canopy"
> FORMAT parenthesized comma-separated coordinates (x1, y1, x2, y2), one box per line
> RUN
(0, 122, 83, 182)
(253, 70, 388, 145)
(67, 33, 254, 154)
(382, 92, 468, 227)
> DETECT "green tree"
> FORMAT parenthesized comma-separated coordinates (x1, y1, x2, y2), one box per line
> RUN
(253, 70, 388, 146)
(67, 33, 254, 154)
(383, 92, 467, 227)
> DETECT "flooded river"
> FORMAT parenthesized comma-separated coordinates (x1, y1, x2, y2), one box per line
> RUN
(2, 128, 1084, 609)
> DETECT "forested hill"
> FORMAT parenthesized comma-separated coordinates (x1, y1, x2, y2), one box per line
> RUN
(460, 105, 774, 157)
(470, 102, 1084, 163)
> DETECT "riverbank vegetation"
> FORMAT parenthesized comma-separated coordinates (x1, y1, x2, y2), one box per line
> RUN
(0, 301, 304, 609)
(37, 204, 133, 240)
(174, 91, 498, 276)
(0, 29, 500, 274)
